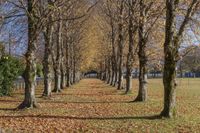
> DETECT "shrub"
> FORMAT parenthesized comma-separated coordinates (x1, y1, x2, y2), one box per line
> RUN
(0, 55, 24, 96)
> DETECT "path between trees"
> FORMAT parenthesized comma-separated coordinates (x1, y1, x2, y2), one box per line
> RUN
(0, 79, 199, 132)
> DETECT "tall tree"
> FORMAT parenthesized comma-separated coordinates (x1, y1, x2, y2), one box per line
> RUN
(42, 0, 54, 97)
(18, 0, 38, 109)
(52, 12, 63, 93)
(134, 0, 163, 102)
(117, 0, 125, 90)
(161, 0, 199, 118)
(125, 0, 138, 93)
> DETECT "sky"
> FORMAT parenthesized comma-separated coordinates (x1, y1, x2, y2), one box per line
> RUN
(0, 1, 27, 56)
(0, 0, 200, 57)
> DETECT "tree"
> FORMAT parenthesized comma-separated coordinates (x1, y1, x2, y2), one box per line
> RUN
(134, 0, 163, 102)
(116, 0, 125, 90)
(161, 0, 199, 118)
(42, 0, 54, 97)
(18, 0, 39, 109)
(125, 0, 138, 93)
(52, 11, 63, 93)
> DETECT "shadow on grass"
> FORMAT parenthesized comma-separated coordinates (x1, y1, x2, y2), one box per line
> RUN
(0, 99, 21, 103)
(50, 93, 119, 96)
(0, 114, 162, 120)
(47, 101, 131, 104)
(0, 99, 131, 104)
(0, 108, 16, 111)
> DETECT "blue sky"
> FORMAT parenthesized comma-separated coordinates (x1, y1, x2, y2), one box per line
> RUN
(0, 0, 199, 57)
(0, 1, 27, 56)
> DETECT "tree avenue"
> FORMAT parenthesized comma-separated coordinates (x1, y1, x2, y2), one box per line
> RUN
(0, 0, 199, 122)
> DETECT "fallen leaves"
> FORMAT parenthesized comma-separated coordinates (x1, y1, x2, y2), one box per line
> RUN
(0, 79, 199, 132)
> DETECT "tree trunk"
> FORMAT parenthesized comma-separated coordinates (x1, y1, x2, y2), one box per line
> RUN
(18, 43, 38, 109)
(73, 56, 76, 84)
(18, 0, 38, 109)
(52, 16, 62, 93)
(114, 69, 118, 87)
(117, 1, 124, 90)
(70, 43, 74, 85)
(42, 24, 53, 97)
(126, 3, 136, 93)
(135, 0, 148, 101)
(107, 60, 112, 84)
(61, 65, 66, 89)
(117, 64, 123, 90)
(66, 41, 71, 87)
(160, 0, 198, 117)
(61, 69, 66, 89)
(60, 38, 66, 89)
(134, 62, 148, 101)
(160, 52, 177, 118)
(110, 69, 115, 85)
(160, 0, 178, 118)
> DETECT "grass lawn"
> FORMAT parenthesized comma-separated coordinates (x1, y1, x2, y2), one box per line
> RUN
(0, 78, 199, 132)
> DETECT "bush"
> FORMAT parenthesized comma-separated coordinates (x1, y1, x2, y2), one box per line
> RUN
(0, 55, 24, 96)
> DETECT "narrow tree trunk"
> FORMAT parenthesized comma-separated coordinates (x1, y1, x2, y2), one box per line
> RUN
(66, 41, 71, 87)
(52, 15, 62, 93)
(53, 70, 61, 92)
(109, 16, 117, 86)
(73, 56, 76, 83)
(42, 24, 53, 97)
(126, 3, 136, 93)
(60, 38, 66, 89)
(114, 69, 118, 87)
(117, 1, 124, 90)
(61, 70, 66, 89)
(61, 65, 66, 89)
(70, 43, 74, 85)
(111, 71, 116, 86)
(110, 69, 115, 85)
(107, 60, 112, 84)
(117, 67, 123, 90)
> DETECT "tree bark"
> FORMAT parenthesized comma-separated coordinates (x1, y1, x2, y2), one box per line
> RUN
(160, 0, 198, 118)
(117, 1, 124, 90)
(42, 22, 53, 97)
(134, 0, 148, 102)
(66, 40, 71, 87)
(73, 60, 76, 84)
(134, 61, 148, 101)
(160, 0, 178, 118)
(61, 48, 66, 89)
(18, 0, 38, 109)
(52, 15, 62, 93)
(113, 70, 118, 87)
(126, 2, 137, 93)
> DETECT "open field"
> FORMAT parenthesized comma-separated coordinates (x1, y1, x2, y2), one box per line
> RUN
(0, 78, 200, 132)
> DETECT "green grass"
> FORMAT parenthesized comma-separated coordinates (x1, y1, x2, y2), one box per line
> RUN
(0, 78, 199, 132)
